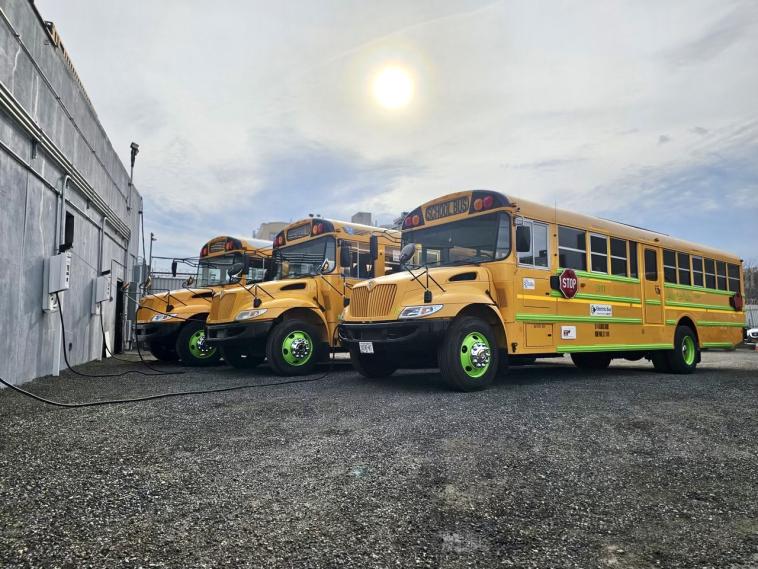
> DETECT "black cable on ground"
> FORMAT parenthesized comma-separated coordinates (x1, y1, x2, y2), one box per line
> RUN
(98, 309, 182, 375)
(0, 373, 331, 409)
(55, 292, 180, 378)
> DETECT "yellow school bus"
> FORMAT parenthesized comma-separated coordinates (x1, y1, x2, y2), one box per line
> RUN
(338, 190, 745, 391)
(136, 236, 272, 366)
(205, 218, 401, 374)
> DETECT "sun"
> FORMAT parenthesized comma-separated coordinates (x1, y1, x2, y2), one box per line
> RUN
(372, 66, 414, 110)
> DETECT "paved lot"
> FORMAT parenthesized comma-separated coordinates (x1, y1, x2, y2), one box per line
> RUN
(1, 350, 757, 568)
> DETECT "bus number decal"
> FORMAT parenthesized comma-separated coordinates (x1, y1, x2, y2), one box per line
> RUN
(425, 197, 470, 222)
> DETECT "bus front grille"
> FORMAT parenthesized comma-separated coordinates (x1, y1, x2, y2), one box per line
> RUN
(351, 284, 397, 318)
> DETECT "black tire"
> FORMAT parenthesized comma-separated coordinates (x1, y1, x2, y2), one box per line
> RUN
(175, 319, 221, 367)
(148, 342, 178, 362)
(666, 325, 699, 374)
(221, 346, 264, 369)
(348, 345, 397, 378)
(266, 319, 323, 376)
(651, 352, 671, 372)
(437, 316, 499, 391)
(570, 353, 612, 370)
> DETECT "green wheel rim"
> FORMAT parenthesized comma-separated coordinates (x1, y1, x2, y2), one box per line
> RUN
(281, 330, 313, 366)
(188, 329, 216, 359)
(682, 335, 696, 366)
(459, 331, 491, 378)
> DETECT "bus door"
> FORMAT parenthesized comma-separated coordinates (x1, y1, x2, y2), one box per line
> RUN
(642, 247, 664, 325)
(515, 218, 555, 348)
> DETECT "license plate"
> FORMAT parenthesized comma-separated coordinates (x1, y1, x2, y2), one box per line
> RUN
(359, 341, 374, 354)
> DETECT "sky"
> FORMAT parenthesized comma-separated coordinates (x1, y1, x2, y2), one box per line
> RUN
(37, 0, 758, 263)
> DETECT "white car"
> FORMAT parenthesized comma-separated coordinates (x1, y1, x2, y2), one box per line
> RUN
(747, 328, 758, 340)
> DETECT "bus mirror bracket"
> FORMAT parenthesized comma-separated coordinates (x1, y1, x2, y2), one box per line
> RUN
(516, 226, 531, 253)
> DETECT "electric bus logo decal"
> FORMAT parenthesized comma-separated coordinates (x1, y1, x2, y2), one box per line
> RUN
(425, 196, 470, 221)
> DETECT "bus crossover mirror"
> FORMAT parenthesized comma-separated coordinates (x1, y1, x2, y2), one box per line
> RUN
(516, 226, 531, 253)
(369, 236, 378, 261)
(227, 262, 246, 282)
(171, 260, 178, 277)
(184, 276, 195, 287)
(399, 243, 416, 265)
(339, 246, 352, 269)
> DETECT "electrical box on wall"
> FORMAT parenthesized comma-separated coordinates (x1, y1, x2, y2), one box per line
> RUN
(91, 273, 113, 315)
(42, 252, 71, 312)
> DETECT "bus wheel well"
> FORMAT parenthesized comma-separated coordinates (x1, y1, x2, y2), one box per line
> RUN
(455, 304, 506, 348)
(276, 308, 328, 342)
(674, 316, 699, 344)
(180, 312, 208, 329)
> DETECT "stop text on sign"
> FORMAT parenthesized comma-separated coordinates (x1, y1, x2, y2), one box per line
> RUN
(559, 268, 579, 299)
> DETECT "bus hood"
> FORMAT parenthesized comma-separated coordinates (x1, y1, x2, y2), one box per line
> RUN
(207, 279, 320, 325)
(136, 289, 215, 323)
(346, 266, 495, 321)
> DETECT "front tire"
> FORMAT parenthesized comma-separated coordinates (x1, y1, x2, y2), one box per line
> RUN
(570, 353, 612, 370)
(438, 316, 499, 391)
(266, 319, 322, 376)
(175, 320, 221, 367)
(148, 342, 178, 362)
(221, 346, 263, 369)
(348, 345, 397, 378)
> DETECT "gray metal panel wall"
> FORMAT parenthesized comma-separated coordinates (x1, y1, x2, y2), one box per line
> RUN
(0, 0, 141, 385)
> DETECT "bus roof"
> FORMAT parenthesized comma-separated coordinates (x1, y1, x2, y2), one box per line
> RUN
(273, 218, 400, 248)
(201, 235, 273, 258)
(408, 190, 741, 263)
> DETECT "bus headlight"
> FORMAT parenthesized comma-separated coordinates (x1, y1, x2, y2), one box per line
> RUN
(151, 313, 178, 322)
(235, 308, 268, 321)
(399, 304, 443, 319)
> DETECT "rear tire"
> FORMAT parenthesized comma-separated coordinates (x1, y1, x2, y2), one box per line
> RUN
(221, 346, 264, 369)
(570, 353, 612, 370)
(437, 316, 499, 391)
(666, 325, 699, 374)
(348, 345, 397, 378)
(148, 342, 178, 362)
(175, 320, 221, 366)
(266, 319, 322, 376)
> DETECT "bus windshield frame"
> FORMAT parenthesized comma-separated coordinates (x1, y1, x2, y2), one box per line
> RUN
(273, 236, 337, 279)
(401, 211, 511, 268)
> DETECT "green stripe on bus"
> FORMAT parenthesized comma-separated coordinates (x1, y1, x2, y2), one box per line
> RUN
(557, 343, 672, 353)
(549, 291, 641, 304)
(701, 342, 736, 349)
(666, 319, 677, 325)
(556, 269, 640, 285)
(645, 299, 662, 305)
(517, 314, 643, 324)
(664, 283, 735, 297)
(666, 300, 735, 311)
(697, 320, 745, 328)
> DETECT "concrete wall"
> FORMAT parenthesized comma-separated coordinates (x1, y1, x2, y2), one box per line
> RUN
(0, 0, 141, 385)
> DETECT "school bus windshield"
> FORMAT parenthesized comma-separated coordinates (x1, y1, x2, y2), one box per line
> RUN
(274, 236, 336, 279)
(196, 254, 266, 287)
(401, 211, 512, 267)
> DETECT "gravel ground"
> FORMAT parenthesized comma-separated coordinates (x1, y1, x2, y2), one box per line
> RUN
(1, 350, 757, 569)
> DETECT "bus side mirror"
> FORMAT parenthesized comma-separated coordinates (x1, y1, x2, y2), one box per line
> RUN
(369, 236, 378, 261)
(340, 245, 352, 268)
(516, 226, 531, 252)
(399, 243, 416, 265)
(171, 260, 178, 277)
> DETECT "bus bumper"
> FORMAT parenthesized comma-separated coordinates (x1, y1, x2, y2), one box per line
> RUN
(205, 320, 274, 346)
(135, 322, 181, 347)
(338, 319, 451, 354)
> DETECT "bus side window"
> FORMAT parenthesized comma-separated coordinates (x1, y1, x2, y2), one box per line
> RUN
(629, 241, 638, 278)
(716, 261, 727, 290)
(516, 217, 549, 268)
(704, 258, 716, 289)
(590, 234, 609, 273)
(692, 256, 704, 287)
(728, 263, 741, 293)
(644, 249, 658, 281)
(677, 252, 691, 285)
(558, 226, 587, 270)
(610, 237, 627, 277)
(663, 250, 677, 284)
